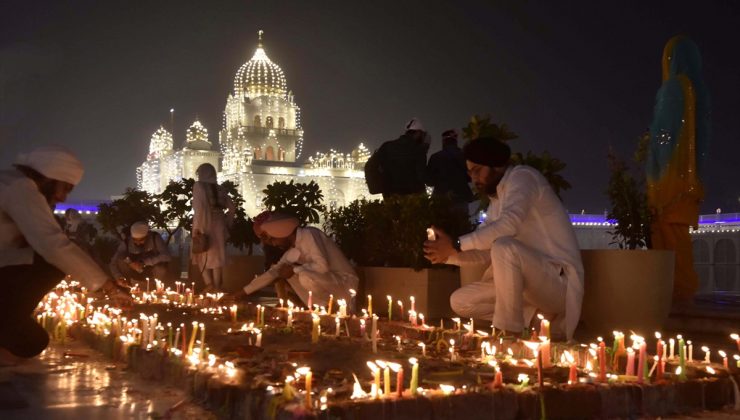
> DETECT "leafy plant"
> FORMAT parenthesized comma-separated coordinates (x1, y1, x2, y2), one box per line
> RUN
(324, 194, 474, 270)
(97, 188, 160, 239)
(461, 114, 571, 200)
(262, 180, 326, 225)
(606, 135, 652, 250)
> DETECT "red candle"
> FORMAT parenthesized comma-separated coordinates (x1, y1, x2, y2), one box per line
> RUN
(493, 369, 503, 388)
(569, 363, 578, 384)
(598, 340, 607, 382)
(731, 334, 740, 353)
(656, 338, 664, 379)
(396, 367, 404, 397)
(540, 339, 552, 368)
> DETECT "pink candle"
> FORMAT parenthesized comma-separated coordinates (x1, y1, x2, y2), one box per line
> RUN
(637, 341, 647, 383)
(493, 369, 503, 388)
(598, 340, 607, 382)
(540, 339, 552, 368)
(308, 291, 313, 311)
(396, 367, 404, 397)
(626, 348, 635, 376)
(731, 334, 740, 353)
(656, 338, 664, 379)
(539, 316, 550, 340)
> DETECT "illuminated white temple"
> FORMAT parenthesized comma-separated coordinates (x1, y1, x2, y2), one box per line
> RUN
(137, 31, 371, 215)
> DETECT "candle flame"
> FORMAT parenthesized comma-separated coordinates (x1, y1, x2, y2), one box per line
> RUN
(409, 357, 418, 365)
(366, 361, 379, 372)
(350, 374, 367, 399)
(564, 350, 575, 364)
(706, 366, 716, 375)
(675, 366, 682, 375)
(387, 362, 401, 372)
(375, 360, 387, 369)
(730, 333, 739, 340)
(439, 384, 455, 395)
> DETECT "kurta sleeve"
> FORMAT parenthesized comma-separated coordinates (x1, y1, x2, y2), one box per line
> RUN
(109, 241, 128, 278)
(3, 178, 108, 290)
(459, 170, 539, 251)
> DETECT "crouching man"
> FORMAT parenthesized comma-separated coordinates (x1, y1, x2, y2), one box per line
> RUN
(222, 213, 358, 309)
(110, 221, 171, 284)
(424, 138, 583, 341)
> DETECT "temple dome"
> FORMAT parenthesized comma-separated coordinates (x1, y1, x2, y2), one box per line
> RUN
(233, 30, 287, 99)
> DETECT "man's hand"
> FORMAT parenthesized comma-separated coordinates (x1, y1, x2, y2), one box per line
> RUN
(423, 226, 457, 264)
(101, 279, 134, 307)
(128, 261, 144, 272)
(219, 290, 247, 306)
(277, 264, 295, 279)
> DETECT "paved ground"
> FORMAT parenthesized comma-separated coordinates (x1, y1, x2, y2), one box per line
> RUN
(0, 341, 214, 420)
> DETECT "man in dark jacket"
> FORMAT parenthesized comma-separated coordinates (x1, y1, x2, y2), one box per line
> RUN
(426, 129, 474, 212)
(365, 118, 430, 200)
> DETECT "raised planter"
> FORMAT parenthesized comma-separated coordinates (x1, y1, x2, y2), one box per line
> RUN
(580, 249, 675, 334)
(359, 266, 460, 319)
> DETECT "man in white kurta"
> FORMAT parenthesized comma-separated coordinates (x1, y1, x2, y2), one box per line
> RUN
(424, 138, 584, 341)
(234, 214, 359, 309)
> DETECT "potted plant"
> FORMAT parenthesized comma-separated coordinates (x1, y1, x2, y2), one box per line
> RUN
(324, 194, 473, 318)
(580, 135, 675, 334)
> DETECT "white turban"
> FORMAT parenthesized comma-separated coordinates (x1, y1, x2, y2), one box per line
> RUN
(130, 221, 150, 239)
(14, 145, 84, 185)
(261, 214, 299, 239)
(405, 118, 425, 132)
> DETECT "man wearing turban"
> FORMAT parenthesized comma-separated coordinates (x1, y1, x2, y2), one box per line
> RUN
(0, 146, 131, 363)
(110, 221, 171, 284)
(223, 213, 358, 309)
(424, 138, 583, 341)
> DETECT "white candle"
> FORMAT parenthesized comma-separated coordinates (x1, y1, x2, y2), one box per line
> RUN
(418, 342, 426, 357)
(371, 315, 378, 353)
(702, 346, 710, 363)
(449, 339, 456, 362)
(311, 314, 320, 344)
(255, 329, 262, 347)
(410, 296, 415, 313)
(335, 315, 340, 337)
(360, 318, 366, 339)
(688, 341, 693, 362)
(669, 338, 675, 359)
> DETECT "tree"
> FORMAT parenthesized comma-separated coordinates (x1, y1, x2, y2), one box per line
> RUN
(261, 180, 326, 225)
(97, 188, 159, 239)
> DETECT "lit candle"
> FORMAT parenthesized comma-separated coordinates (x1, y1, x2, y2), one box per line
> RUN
(637, 338, 647, 383)
(669, 338, 675, 359)
(180, 323, 187, 354)
(565, 351, 577, 384)
(626, 347, 635, 376)
(279, 298, 284, 309)
(367, 361, 380, 399)
(731, 333, 740, 352)
(449, 339, 456, 362)
(734, 354, 740, 368)
(311, 314, 320, 344)
(490, 361, 504, 388)
(395, 336, 402, 352)
(387, 295, 393, 320)
(719, 350, 728, 369)
(327, 294, 333, 315)
(230, 305, 237, 324)
(702, 346, 711, 364)
(167, 322, 173, 349)
(360, 318, 366, 339)
(287, 309, 293, 328)
(367, 295, 372, 317)
(598, 338, 606, 382)
(409, 358, 419, 395)
(188, 321, 198, 356)
(419, 313, 425, 327)
(338, 299, 347, 317)
(173, 327, 181, 354)
(612, 331, 625, 371)
(409, 296, 415, 314)
(349, 289, 357, 314)
(335, 315, 340, 337)
(389, 363, 403, 397)
(678, 336, 687, 381)
(409, 310, 417, 326)
(377, 360, 390, 397)
(397, 300, 404, 321)
(199, 322, 205, 352)
(255, 329, 262, 347)
(538, 314, 550, 340)
(419, 342, 426, 357)
(688, 340, 693, 362)
(541, 337, 552, 369)
(298, 367, 312, 407)
(371, 315, 378, 353)
(308, 291, 313, 311)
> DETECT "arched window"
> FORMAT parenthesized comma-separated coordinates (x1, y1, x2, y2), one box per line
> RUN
(278, 117, 285, 129)
(254, 116, 261, 127)
(692, 240, 710, 263)
(713, 239, 738, 292)
(265, 146, 275, 160)
(266, 116, 274, 128)
(253, 147, 262, 160)
(278, 147, 286, 161)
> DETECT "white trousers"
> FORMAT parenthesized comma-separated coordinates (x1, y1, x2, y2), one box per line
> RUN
(450, 237, 566, 335)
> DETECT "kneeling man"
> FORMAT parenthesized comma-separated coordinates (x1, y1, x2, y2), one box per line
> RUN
(424, 138, 583, 341)
(226, 213, 359, 308)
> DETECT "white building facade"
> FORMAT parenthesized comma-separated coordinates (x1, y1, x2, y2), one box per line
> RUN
(137, 31, 372, 215)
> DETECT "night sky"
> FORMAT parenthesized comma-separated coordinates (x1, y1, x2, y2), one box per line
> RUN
(2, 0, 739, 214)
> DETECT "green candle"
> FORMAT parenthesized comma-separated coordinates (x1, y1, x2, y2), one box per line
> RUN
(678, 336, 687, 381)
(187, 321, 198, 356)
(409, 358, 419, 395)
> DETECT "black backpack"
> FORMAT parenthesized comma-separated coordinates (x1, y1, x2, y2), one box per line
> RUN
(364, 146, 386, 195)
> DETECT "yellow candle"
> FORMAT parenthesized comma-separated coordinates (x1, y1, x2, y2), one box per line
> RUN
(311, 314, 320, 344)
(367, 295, 372, 317)
(327, 294, 333, 315)
(367, 361, 380, 399)
(409, 358, 419, 395)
